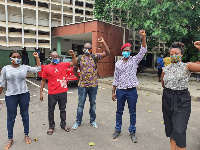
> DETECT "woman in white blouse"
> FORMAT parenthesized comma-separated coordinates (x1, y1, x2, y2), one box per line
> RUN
(0, 50, 41, 149)
(161, 41, 200, 150)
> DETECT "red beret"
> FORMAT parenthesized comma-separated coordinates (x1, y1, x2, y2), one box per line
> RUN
(121, 43, 132, 51)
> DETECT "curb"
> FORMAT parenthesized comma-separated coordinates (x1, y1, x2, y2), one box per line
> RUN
(98, 80, 200, 102)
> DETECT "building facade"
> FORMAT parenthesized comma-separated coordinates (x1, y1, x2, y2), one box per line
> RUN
(0, 0, 168, 74)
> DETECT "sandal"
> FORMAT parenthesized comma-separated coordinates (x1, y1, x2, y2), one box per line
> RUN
(4, 139, 13, 149)
(47, 129, 54, 135)
(24, 135, 31, 144)
(62, 126, 70, 132)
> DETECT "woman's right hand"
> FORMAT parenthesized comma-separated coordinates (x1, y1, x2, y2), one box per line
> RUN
(40, 93, 44, 101)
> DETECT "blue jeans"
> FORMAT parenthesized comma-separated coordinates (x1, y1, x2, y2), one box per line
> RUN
(76, 86, 98, 124)
(5, 92, 30, 139)
(115, 88, 138, 133)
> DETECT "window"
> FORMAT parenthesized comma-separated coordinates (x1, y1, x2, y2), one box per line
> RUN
(10, 0, 21, 3)
(86, 11, 90, 15)
(38, 31, 49, 35)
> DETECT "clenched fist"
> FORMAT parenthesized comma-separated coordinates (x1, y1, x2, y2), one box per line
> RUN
(68, 50, 75, 56)
(194, 41, 200, 50)
(33, 52, 39, 58)
(139, 30, 146, 37)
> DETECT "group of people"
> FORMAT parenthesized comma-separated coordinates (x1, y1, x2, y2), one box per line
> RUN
(0, 29, 200, 150)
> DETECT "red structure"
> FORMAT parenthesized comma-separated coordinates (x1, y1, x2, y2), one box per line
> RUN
(52, 20, 129, 77)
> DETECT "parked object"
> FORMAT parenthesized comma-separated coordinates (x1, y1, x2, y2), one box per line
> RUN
(36, 55, 79, 84)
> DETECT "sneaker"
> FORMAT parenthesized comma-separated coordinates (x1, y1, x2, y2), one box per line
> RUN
(112, 130, 121, 139)
(72, 123, 80, 130)
(91, 122, 99, 128)
(130, 133, 137, 143)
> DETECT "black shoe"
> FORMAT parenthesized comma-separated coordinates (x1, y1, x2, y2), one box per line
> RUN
(112, 130, 121, 139)
(130, 133, 137, 143)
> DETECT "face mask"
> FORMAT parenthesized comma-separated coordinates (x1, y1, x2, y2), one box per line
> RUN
(122, 51, 131, 58)
(52, 58, 60, 64)
(170, 55, 182, 63)
(10, 58, 21, 64)
(83, 48, 91, 55)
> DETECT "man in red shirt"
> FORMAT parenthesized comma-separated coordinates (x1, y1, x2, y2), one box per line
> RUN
(40, 50, 77, 135)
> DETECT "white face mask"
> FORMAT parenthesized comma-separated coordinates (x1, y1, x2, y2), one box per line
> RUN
(10, 57, 21, 64)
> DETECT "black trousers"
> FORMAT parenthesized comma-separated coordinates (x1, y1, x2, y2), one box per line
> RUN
(48, 92, 67, 129)
(158, 68, 162, 76)
(162, 88, 191, 148)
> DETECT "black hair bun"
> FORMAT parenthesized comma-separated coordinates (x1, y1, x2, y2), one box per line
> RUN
(171, 42, 185, 50)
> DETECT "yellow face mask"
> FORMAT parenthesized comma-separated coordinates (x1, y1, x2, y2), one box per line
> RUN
(170, 55, 182, 63)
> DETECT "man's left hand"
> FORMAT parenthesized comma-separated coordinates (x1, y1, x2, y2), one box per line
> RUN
(98, 37, 105, 43)
(139, 30, 146, 37)
(68, 50, 74, 56)
(33, 52, 39, 58)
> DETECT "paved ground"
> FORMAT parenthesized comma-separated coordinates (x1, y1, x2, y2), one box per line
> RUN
(0, 77, 200, 150)
(98, 73, 200, 101)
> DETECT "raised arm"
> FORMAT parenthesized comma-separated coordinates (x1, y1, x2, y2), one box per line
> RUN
(68, 50, 77, 67)
(27, 52, 41, 73)
(134, 30, 147, 64)
(33, 52, 41, 67)
(186, 41, 200, 72)
(96, 37, 110, 59)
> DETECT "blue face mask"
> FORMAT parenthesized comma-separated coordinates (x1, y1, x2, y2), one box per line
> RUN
(52, 58, 60, 64)
(10, 57, 21, 64)
(122, 51, 131, 58)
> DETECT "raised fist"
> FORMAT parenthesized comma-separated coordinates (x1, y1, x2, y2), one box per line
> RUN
(194, 41, 200, 50)
(98, 37, 105, 43)
(139, 30, 146, 37)
(33, 52, 39, 58)
(68, 50, 75, 55)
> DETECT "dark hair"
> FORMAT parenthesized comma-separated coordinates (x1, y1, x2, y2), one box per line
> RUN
(170, 42, 185, 54)
(9, 50, 22, 58)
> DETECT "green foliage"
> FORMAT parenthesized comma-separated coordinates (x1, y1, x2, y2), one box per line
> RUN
(94, 0, 200, 62)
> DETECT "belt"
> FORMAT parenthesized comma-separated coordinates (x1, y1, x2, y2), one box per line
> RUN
(123, 87, 136, 91)
(164, 88, 189, 112)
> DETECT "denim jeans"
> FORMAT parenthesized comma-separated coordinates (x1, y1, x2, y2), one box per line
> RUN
(115, 88, 138, 133)
(76, 86, 98, 124)
(5, 92, 30, 139)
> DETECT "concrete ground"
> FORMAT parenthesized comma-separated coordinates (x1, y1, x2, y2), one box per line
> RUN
(0, 77, 200, 150)
(98, 73, 200, 101)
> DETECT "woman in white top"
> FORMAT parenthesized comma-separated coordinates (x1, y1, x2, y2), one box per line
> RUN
(0, 50, 41, 149)
(161, 41, 200, 150)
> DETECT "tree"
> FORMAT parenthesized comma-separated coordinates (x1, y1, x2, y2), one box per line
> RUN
(94, 0, 200, 62)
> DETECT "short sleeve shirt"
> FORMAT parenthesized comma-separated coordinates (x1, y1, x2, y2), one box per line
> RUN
(42, 62, 70, 94)
(163, 62, 191, 90)
(78, 54, 101, 87)
(157, 57, 164, 68)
